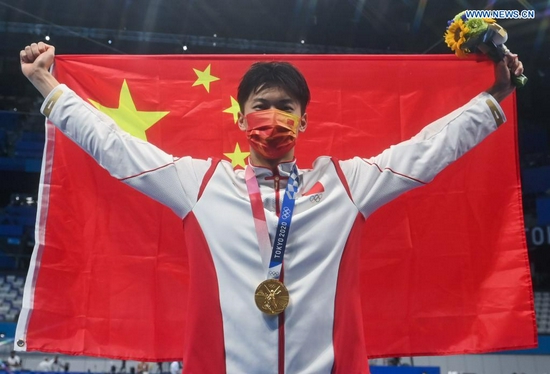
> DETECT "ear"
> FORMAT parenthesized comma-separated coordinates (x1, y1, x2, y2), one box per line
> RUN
(298, 113, 308, 132)
(237, 112, 247, 131)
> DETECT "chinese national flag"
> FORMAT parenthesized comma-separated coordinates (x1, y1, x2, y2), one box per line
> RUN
(16, 55, 536, 360)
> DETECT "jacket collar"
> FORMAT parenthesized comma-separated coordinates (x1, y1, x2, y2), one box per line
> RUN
(248, 159, 297, 179)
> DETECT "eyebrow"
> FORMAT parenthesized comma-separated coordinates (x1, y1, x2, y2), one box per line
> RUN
(252, 98, 296, 105)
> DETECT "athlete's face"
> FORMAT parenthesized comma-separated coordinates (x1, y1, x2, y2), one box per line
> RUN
(238, 87, 307, 166)
(237, 87, 308, 167)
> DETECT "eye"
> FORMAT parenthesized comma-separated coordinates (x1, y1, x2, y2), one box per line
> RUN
(253, 104, 267, 110)
(280, 105, 294, 112)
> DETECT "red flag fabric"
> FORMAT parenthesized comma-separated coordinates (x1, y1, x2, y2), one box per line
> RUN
(16, 55, 536, 360)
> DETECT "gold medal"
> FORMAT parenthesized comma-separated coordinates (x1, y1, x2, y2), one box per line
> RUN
(254, 279, 289, 315)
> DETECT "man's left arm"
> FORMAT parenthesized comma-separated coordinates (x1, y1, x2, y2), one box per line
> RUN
(339, 55, 523, 218)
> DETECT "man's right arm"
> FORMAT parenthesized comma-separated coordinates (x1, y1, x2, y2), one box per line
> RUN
(21, 42, 210, 219)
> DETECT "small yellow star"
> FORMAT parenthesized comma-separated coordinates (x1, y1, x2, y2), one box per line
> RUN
(224, 142, 250, 169)
(89, 80, 169, 141)
(223, 96, 241, 124)
(192, 64, 220, 93)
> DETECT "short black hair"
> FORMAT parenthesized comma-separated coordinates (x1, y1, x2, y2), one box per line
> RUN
(237, 62, 311, 114)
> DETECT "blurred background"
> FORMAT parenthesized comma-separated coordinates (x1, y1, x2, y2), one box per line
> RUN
(0, 0, 549, 373)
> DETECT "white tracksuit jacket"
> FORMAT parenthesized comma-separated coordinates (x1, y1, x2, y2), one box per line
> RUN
(42, 84, 505, 374)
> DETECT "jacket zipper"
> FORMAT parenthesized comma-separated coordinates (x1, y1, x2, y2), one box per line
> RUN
(272, 171, 284, 374)
(274, 174, 281, 216)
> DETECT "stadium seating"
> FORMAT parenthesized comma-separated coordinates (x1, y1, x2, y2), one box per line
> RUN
(535, 291, 550, 334)
(0, 274, 24, 321)
(0, 194, 37, 271)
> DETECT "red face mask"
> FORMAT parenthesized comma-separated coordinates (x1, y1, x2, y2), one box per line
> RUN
(245, 109, 301, 160)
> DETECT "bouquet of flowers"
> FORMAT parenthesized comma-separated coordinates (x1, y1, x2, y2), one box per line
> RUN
(444, 11, 527, 87)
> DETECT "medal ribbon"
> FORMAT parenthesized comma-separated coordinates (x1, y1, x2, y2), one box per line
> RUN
(245, 165, 300, 280)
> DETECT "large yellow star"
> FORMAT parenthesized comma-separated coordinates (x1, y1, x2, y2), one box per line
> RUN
(192, 64, 220, 93)
(223, 96, 241, 123)
(89, 80, 169, 141)
(224, 142, 250, 169)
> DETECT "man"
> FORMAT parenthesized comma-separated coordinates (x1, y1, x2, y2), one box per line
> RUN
(6, 351, 22, 372)
(36, 357, 53, 372)
(51, 355, 62, 372)
(136, 362, 149, 374)
(169, 361, 181, 374)
(20, 42, 522, 373)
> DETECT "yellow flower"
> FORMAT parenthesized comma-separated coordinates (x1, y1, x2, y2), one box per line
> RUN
(483, 18, 496, 24)
(444, 18, 470, 58)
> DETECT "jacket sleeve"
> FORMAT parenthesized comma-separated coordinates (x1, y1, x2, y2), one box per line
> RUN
(41, 84, 211, 219)
(338, 92, 506, 218)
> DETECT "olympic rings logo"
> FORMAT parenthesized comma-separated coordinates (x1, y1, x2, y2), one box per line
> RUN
(309, 194, 322, 203)
(281, 207, 291, 219)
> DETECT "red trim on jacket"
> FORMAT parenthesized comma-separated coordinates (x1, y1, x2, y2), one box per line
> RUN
(182, 213, 226, 373)
(331, 214, 370, 374)
(198, 158, 221, 199)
